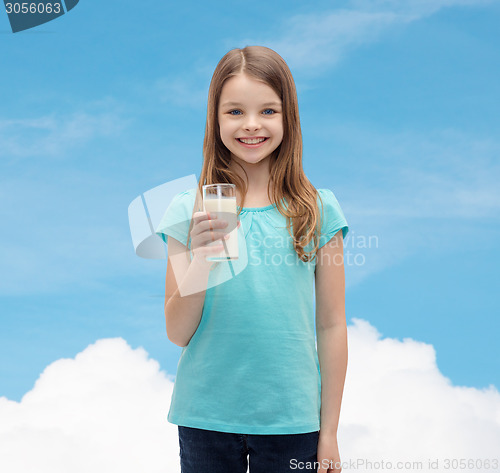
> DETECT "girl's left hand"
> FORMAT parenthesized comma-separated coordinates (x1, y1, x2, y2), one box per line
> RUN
(317, 432, 342, 473)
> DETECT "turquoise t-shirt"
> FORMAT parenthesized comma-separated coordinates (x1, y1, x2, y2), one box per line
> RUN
(155, 187, 348, 435)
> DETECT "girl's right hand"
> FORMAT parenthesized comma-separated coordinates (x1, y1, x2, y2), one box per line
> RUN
(189, 211, 230, 268)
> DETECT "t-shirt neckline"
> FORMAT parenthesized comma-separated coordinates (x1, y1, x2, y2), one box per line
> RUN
(237, 203, 275, 212)
(237, 197, 287, 212)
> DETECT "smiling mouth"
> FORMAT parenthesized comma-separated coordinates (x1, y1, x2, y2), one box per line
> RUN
(237, 137, 269, 144)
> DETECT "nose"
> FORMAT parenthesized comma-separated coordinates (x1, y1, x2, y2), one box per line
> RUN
(243, 114, 262, 132)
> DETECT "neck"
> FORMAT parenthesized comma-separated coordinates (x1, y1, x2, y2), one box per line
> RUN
(228, 154, 273, 201)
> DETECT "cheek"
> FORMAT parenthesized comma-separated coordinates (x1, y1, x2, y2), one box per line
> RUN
(220, 126, 231, 142)
(221, 125, 238, 143)
(272, 120, 283, 135)
(218, 124, 233, 147)
(219, 118, 230, 135)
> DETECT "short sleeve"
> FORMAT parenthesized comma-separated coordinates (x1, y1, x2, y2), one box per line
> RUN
(317, 188, 349, 249)
(155, 189, 195, 248)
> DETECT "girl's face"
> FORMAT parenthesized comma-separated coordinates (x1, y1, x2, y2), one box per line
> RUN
(218, 74, 283, 166)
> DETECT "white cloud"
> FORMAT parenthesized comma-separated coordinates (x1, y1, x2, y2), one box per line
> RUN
(331, 126, 500, 220)
(340, 318, 500, 469)
(265, 9, 405, 72)
(151, 60, 215, 109)
(0, 97, 130, 160)
(1, 322, 499, 472)
(0, 338, 179, 473)
(349, 0, 496, 17)
(150, 0, 498, 106)
(154, 75, 209, 109)
(239, 0, 497, 72)
(0, 171, 134, 296)
(321, 124, 500, 287)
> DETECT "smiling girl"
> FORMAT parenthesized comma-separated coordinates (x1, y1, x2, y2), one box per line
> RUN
(156, 45, 349, 473)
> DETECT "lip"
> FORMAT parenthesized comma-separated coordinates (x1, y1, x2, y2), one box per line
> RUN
(236, 137, 269, 148)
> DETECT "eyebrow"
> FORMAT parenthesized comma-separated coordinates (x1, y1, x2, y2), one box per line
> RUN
(221, 101, 282, 107)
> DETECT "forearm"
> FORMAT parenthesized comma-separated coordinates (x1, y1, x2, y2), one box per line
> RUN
(165, 257, 211, 347)
(317, 320, 348, 436)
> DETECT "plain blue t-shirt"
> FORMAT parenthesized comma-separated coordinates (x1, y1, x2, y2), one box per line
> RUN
(155, 187, 348, 435)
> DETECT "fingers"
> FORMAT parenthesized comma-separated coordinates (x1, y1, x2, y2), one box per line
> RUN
(194, 212, 228, 229)
(195, 242, 225, 256)
(190, 211, 231, 253)
(189, 211, 241, 264)
(190, 212, 240, 255)
(193, 211, 216, 224)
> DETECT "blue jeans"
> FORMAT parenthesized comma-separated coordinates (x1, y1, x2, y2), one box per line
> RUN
(178, 425, 320, 473)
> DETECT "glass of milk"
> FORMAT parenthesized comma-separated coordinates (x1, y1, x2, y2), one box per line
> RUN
(202, 183, 239, 261)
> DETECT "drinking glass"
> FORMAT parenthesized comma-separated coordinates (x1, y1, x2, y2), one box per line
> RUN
(202, 184, 239, 261)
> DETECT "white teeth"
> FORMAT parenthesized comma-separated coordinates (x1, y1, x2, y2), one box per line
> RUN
(239, 138, 266, 144)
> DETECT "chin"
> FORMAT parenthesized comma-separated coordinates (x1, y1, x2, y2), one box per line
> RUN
(236, 155, 268, 165)
(232, 149, 273, 161)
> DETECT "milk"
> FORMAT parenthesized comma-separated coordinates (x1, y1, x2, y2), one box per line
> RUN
(203, 196, 239, 261)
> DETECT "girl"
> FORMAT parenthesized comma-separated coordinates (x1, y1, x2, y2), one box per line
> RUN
(156, 45, 348, 473)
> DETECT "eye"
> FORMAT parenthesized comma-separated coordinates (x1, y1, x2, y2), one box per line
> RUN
(227, 109, 278, 116)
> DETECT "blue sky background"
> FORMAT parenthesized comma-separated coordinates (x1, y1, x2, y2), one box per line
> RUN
(1, 0, 499, 403)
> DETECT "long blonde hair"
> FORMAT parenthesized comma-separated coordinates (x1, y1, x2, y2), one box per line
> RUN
(187, 45, 325, 264)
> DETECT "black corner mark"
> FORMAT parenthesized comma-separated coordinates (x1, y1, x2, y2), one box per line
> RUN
(63, 0, 77, 11)
(4, 0, 80, 33)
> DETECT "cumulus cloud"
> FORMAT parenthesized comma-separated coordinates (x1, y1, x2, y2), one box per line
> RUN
(340, 318, 500, 470)
(0, 338, 179, 473)
(1, 321, 499, 473)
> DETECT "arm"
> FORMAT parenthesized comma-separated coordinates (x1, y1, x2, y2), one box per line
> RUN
(163, 212, 236, 346)
(315, 229, 347, 472)
(164, 236, 211, 347)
